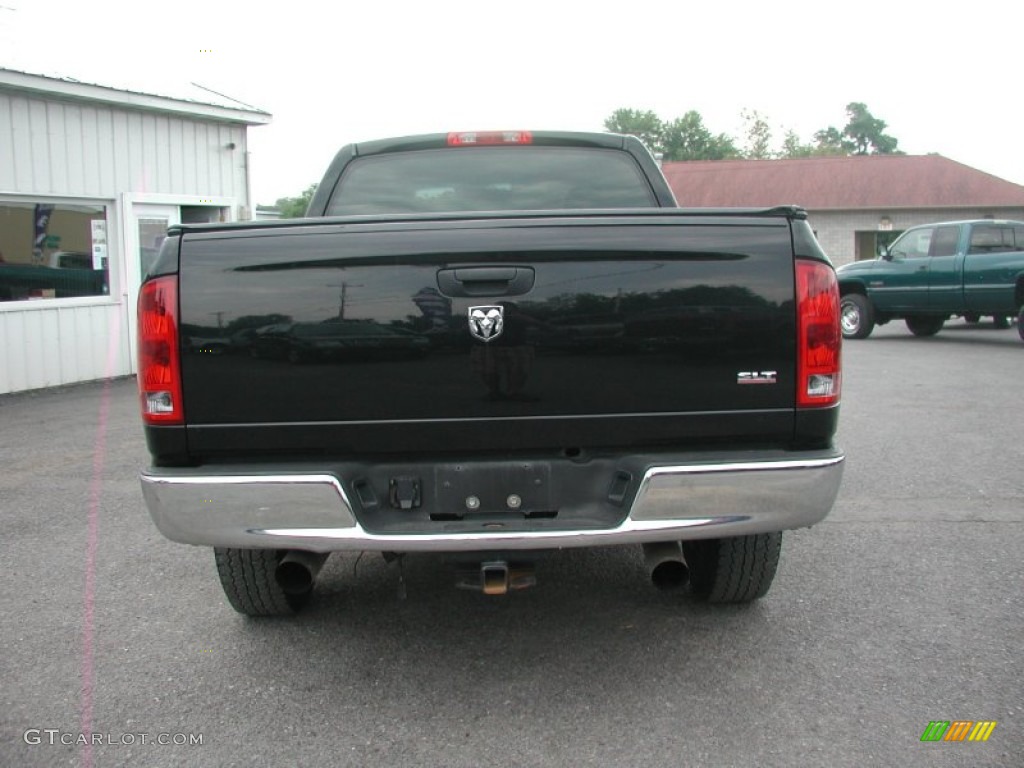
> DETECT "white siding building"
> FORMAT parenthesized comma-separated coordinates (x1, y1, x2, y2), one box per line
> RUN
(0, 68, 270, 394)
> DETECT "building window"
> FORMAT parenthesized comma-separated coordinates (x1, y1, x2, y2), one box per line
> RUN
(0, 200, 109, 302)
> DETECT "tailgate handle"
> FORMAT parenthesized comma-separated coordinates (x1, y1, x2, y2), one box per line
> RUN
(437, 266, 535, 297)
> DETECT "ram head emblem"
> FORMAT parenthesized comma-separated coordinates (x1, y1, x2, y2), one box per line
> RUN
(468, 305, 504, 342)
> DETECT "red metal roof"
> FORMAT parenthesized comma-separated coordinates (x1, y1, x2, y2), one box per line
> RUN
(661, 155, 1024, 210)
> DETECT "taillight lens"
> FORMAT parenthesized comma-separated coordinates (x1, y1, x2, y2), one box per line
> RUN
(138, 276, 183, 425)
(447, 131, 533, 146)
(796, 260, 841, 408)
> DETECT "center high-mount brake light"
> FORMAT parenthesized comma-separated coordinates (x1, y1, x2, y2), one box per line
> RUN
(138, 276, 183, 425)
(796, 260, 841, 408)
(447, 131, 533, 146)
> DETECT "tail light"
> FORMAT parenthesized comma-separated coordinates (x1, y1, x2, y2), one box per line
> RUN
(447, 131, 533, 146)
(138, 276, 183, 425)
(796, 260, 841, 408)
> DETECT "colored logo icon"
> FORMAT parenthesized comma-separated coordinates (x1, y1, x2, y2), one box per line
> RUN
(920, 721, 997, 742)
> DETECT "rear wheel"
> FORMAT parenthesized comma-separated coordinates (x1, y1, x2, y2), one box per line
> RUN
(683, 533, 782, 603)
(840, 294, 875, 339)
(905, 315, 945, 337)
(963, 312, 980, 324)
(214, 548, 310, 616)
(992, 315, 1010, 329)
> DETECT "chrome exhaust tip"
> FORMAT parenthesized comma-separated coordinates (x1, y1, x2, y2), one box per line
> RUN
(642, 542, 689, 590)
(275, 550, 330, 596)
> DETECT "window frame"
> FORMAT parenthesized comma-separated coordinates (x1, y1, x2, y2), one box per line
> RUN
(0, 194, 118, 312)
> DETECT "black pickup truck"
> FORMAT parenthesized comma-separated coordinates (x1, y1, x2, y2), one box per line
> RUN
(138, 131, 844, 615)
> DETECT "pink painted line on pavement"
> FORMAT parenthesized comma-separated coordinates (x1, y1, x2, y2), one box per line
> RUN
(79, 311, 124, 768)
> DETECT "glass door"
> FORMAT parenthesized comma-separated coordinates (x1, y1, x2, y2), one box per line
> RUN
(126, 204, 180, 372)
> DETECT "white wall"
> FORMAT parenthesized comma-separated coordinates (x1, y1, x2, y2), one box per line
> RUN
(0, 87, 252, 394)
(0, 90, 249, 199)
(0, 301, 130, 394)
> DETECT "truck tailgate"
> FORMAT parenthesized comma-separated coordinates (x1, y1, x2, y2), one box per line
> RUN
(176, 213, 798, 456)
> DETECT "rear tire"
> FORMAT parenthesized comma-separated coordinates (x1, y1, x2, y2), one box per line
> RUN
(905, 315, 945, 337)
(840, 294, 875, 339)
(683, 533, 782, 603)
(214, 548, 310, 616)
(992, 315, 1010, 329)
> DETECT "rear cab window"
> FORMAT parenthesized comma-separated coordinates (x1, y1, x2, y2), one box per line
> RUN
(325, 147, 657, 215)
(969, 224, 1020, 254)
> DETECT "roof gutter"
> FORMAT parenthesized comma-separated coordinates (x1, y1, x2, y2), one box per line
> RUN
(0, 68, 272, 125)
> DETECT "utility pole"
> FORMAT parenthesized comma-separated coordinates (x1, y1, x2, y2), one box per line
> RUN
(326, 282, 363, 319)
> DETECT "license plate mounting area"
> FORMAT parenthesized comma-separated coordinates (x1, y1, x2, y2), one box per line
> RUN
(433, 462, 553, 520)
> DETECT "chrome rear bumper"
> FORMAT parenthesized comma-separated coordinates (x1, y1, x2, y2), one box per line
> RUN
(141, 451, 844, 552)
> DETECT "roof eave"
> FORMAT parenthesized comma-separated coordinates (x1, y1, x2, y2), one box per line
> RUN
(0, 68, 272, 125)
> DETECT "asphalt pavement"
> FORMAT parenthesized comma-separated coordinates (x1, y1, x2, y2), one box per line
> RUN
(1, 317, 1021, 767)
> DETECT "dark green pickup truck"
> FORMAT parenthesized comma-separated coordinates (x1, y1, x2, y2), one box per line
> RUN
(837, 219, 1024, 341)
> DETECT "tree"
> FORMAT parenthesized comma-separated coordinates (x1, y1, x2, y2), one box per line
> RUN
(661, 111, 739, 161)
(740, 109, 774, 160)
(602, 103, 902, 162)
(809, 103, 901, 156)
(603, 108, 664, 153)
(842, 102, 900, 155)
(779, 129, 815, 158)
(812, 126, 848, 155)
(273, 183, 318, 218)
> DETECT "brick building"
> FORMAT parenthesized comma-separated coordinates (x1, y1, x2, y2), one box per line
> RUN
(661, 155, 1024, 266)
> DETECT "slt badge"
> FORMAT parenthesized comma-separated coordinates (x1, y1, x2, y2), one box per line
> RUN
(468, 305, 504, 342)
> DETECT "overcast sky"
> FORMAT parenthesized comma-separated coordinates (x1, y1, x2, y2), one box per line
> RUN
(3, 0, 1023, 205)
